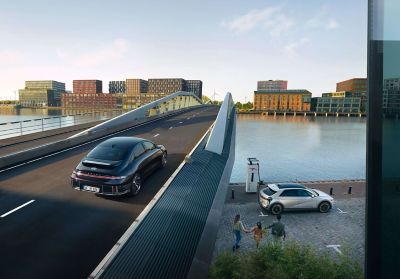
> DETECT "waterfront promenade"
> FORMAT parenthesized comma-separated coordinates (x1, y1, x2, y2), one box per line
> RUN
(213, 180, 365, 266)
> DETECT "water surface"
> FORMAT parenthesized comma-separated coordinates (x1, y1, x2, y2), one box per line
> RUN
(231, 114, 366, 182)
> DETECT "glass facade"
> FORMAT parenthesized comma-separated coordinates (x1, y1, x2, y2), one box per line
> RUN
(109, 81, 126, 93)
(18, 80, 65, 107)
(366, 0, 400, 278)
(185, 80, 203, 99)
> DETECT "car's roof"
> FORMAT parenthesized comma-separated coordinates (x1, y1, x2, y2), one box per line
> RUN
(100, 137, 145, 148)
(277, 183, 306, 189)
(268, 183, 306, 191)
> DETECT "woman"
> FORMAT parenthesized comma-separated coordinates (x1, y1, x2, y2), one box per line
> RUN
(250, 222, 264, 248)
(232, 214, 249, 252)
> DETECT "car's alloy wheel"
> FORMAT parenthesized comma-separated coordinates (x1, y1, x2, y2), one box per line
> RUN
(129, 173, 142, 196)
(318, 201, 331, 213)
(270, 204, 283, 215)
(161, 153, 167, 167)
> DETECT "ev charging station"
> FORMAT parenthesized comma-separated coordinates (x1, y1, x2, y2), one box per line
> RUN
(246, 158, 260, 193)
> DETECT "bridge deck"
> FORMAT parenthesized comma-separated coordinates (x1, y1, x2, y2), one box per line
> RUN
(0, 106, 218, 279)
(98, 108, 235, 279)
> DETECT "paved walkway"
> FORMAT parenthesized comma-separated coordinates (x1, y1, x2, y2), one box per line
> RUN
(212, 182, 365, 266)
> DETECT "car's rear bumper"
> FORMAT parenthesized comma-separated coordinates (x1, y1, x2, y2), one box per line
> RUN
(71, 178, 130, 196)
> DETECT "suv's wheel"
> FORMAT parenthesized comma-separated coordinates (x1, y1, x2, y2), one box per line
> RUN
(318, 201, 331, 213)
(270, 203, 283, 215)
(161, 152, 167, 168)
(128, 173, 142, 196)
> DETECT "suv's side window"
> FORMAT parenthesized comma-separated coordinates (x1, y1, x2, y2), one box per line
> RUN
(143, 141, 155, 152)
(280, 189, 298, 197)
(297, 189, 312, 197)
(133, 143, 145, 159)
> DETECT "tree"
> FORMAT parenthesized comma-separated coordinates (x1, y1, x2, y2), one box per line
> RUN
(235, 102, 243, 109)
(202, 95, 212, 103)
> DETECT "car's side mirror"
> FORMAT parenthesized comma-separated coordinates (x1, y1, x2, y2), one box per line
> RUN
(311, 194, 316, 198)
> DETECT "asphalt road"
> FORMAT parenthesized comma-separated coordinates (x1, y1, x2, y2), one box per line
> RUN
(0, 106, 218, 279)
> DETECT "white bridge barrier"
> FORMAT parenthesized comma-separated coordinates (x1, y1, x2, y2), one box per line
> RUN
(70, 91, 202, 138)
(205, 92, 234, 155)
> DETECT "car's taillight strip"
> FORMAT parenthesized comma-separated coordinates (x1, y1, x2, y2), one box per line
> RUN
(77, 172, 123, 180)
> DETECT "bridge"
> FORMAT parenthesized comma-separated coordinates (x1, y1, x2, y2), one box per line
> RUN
(0, 91, 236, 279)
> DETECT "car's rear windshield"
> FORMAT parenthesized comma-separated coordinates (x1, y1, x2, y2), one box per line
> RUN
(263, 187, 277, 196)
(87, 146, 128, 161)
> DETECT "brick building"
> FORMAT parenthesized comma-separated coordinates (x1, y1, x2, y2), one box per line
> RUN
(336, 78, 367, 95)
(73, 80, 102, 94)
(61, 93, 117, 109)
(254, 89, 312, 111)
(257, 80, 288, 91)
(126, 79, 148, 96)
(148, 78, 185, 95)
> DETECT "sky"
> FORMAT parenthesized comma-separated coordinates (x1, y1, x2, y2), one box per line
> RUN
(0, 0, 367, 102)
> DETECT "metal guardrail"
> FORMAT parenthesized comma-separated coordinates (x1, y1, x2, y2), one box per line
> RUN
(0, 110, 125, 139)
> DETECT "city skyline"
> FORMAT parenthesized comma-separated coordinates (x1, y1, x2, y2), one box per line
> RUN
(0, 0, 367, 102)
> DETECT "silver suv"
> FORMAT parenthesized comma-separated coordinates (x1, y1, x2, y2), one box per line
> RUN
(259, 183, 334, 215)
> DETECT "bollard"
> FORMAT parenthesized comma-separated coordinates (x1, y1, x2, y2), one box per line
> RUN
(348, 186, 352, 195)
(231, 188, 235, 199)
(329, 187, 333, 196)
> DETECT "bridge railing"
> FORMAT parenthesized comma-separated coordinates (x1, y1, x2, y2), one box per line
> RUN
(205, 92, 234, 155)
(70, 91, 203, 138)
(0, 110, 124, 140)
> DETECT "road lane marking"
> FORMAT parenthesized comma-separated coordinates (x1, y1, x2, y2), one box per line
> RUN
(337, 208, 347, 214)
(153, 134, 159, 138)
(187, 117, 190, 120)
(0, 110, 190, 174)
(1, 200, 35, 218)
(259, 211, 268, 217)
(169, 126, 173, 130)
(179, 121, 183, 124)
(326, 245, 342, 254)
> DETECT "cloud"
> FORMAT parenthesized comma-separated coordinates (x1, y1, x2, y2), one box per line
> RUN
(57, 39, 129, 67)
(284, 38, 310, 57)
(222, 6, 293, 36)
(306, 5, 339, 30)
(326, 18, 338, 30)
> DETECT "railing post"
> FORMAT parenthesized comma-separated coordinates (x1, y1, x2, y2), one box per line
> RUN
(20, 121, 23, 135)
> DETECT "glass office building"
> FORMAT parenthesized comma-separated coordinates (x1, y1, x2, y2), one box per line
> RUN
(366, 0, 400, 278)
(18, 80, 65, 107)
(109, 81, 126, 94)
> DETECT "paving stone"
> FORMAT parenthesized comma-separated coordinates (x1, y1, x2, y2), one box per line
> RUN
(212, 197, 365, 268)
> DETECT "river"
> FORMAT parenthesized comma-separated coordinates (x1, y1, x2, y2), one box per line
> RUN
(231, 114, 366, 182)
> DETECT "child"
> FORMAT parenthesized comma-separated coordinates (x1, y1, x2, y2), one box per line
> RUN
(250, 221, 264, 248)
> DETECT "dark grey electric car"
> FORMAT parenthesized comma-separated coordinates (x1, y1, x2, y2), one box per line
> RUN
(71, 137, 167, 196)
